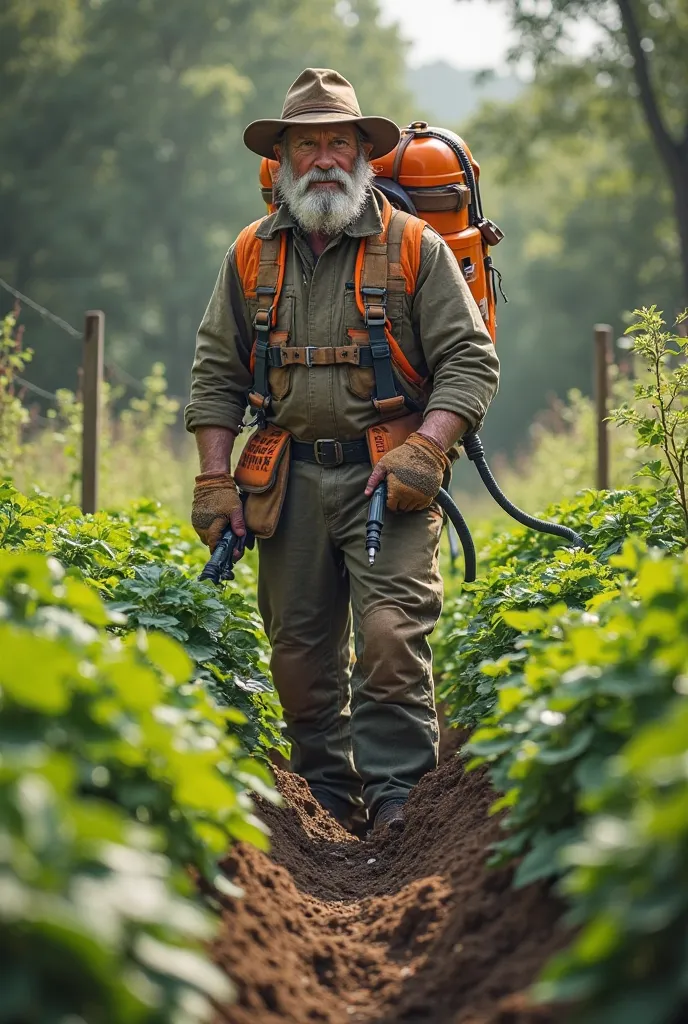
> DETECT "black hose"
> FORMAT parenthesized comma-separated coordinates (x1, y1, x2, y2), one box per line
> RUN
(436, 488, 477, 583)
(447, 523, 460, 576)
(416, 127, 482, 224)
(462, 433, 585, 549)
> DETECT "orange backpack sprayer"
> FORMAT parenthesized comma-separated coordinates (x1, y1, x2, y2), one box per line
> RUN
(199, 127, 583, 586)
(372, 122, 504, 342)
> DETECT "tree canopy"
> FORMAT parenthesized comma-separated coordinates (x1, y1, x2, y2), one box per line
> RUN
(459, 0, 688, 300)
(0, 0, 412, 397)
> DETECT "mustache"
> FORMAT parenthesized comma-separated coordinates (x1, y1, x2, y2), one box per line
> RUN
(292, 166, 353, 195)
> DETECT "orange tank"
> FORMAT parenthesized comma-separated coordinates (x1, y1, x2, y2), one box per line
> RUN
(373, 122, 502, 341)
(259, 157, 279, 214)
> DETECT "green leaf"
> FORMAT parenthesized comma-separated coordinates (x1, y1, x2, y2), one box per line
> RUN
(536, 726, 594, 765)
(501, 608, 548, 630)
(513, 829, 576, 888)
(103, 658, 162, 711)
(0, 625, 75, 713)
(143, 632, 193, 684)
(498, 686, 525, 714)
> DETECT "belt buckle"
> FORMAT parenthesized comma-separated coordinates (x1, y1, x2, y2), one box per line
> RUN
(314, 439, 344, 467)
(304, 346, 317, 367)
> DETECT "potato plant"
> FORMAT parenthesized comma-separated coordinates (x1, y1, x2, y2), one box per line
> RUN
(437, 487, 688, 1020)
(0, 486, 284, 1022)
(0, 482, 286, 753)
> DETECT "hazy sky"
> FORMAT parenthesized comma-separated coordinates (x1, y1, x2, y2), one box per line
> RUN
(377, 0, 600, 72)
(377, 0, 516, 70)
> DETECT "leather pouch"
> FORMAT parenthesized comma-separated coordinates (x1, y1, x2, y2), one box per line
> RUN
(234, 425, 291, 538)
(366, 411, 423, 466)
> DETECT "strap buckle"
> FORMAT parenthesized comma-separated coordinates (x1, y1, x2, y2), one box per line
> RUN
(304, 346, 317, 367)
(314, 439, 344, 467)
(361, 286, 387, 327)
(254, 306, 275, 332)
(248, 391, 272, 411)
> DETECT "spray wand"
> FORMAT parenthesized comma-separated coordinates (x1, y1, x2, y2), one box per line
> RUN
(365, 432, 584, 581)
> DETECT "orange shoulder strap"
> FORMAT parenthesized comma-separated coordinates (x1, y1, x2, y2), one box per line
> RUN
(234, 219, 265, 300)
(354, 195, 426, 389)
(234, 219, 287, 316)
(234, 221, 287, 380)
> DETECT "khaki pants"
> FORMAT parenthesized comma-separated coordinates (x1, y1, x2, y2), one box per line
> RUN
(257, 459, 442, 824)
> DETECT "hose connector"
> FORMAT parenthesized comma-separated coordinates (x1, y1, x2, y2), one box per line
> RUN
(461, 432, 484, 461)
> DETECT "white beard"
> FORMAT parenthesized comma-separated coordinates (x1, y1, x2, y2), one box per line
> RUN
(275, 151, 374, 236)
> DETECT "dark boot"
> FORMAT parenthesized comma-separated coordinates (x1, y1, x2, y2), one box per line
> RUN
(371, 799, 406, 834)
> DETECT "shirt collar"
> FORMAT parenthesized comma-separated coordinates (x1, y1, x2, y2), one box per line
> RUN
(255, 186, 385, 241)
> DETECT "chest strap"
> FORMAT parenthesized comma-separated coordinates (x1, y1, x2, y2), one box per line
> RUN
(266, 344, 375, 368)
(246, 195, 428, 423)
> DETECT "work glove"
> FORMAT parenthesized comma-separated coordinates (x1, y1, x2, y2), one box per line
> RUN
(365, 432, 450, 512)
(192, 471, 245, 551)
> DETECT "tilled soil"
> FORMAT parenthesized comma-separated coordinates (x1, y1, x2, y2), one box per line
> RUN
(212, 749, 566, 1024)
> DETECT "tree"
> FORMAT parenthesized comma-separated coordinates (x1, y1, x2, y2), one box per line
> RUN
(453, 70, 682, 453)
(461, 0, 688, 302)
(0, 0, 412, 398)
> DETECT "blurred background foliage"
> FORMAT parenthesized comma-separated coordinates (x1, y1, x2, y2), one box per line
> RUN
(0, 0, 686, 484)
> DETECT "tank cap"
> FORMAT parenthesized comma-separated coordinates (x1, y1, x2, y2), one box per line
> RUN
(407, 121, 429, 130)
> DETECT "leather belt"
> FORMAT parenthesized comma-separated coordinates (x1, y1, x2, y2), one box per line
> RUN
(291, 438, 370, 468)
(267, 345, 374, 368)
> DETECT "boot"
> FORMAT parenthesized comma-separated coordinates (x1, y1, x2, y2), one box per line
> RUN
(371, 799, 406, 834)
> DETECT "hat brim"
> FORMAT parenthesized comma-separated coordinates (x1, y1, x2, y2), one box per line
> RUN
(243, 112, 400, 161)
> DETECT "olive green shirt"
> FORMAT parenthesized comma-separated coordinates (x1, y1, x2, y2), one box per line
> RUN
(185, 188, 499, 442)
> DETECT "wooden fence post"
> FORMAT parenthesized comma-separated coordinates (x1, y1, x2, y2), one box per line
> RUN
(81, 311, 104, 514)
(594, 323, 613, 490)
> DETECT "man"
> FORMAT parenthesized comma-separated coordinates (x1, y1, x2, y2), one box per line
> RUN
(185, 69, 499, 836)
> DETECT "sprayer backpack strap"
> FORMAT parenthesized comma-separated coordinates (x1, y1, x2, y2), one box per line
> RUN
(244, 228, 287, 422)
(234, 196, 426, 420)
(353, 196, 426, 417)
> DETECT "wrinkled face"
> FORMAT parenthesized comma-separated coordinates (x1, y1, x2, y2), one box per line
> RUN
(273, 124, 374, 236)
(277, 124, 362, 179)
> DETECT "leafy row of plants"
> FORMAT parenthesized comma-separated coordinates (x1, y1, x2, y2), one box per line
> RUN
(461, 542, 688, 1023)
(436, 309, 688, 1023)
(0, 484, 286, 1021)
(0, 481, 285, 752)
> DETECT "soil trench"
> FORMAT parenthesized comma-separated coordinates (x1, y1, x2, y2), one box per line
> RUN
(213, 738, 565, 1024)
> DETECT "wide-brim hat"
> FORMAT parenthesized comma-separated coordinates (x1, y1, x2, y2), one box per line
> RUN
(243, 67, 401, 161)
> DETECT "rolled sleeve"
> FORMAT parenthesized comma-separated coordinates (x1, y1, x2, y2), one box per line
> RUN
(184, 247, 253, 434)
(412, 229, 500, 431)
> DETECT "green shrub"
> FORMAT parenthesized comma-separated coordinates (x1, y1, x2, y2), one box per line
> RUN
(538, 694, 688, 1024)
(463, 543, 688, 1023)
(0, 307, 32, 476)
(12, 362, 198, 518)
(434, 487, 685, 730)
(611, 306, 688, 539)
(0, 482, 285, 755)
(437, 476, 688, 1023)
(110, 564, 284, 753)
(0, 548, 277, 1021)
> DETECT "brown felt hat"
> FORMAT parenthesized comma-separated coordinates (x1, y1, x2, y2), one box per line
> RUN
(243, 68, 401, 161)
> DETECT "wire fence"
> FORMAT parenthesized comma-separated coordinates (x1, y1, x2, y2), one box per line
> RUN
(1, 276, 187, 511)
(0, 276, 185, 402)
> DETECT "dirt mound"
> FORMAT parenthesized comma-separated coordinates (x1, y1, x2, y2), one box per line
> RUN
(212, 753, 566, 1024)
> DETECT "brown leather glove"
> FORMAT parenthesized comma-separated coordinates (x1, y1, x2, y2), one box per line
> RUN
(192, 472, 244, 551)
(369, 432, 450, 512)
